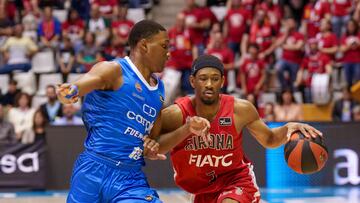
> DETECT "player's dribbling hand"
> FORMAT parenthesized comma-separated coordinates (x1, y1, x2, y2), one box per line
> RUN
(56, 83, 79, 104)
(143, 136, 167, 160)
(285, 122, 323, 141)
(187, 116, 211, 146)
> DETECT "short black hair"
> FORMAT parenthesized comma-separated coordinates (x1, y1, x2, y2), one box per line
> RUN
(128, 20, 166, 49)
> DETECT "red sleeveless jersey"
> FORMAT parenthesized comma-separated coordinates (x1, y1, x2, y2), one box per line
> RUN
(171, 94, 253, 194)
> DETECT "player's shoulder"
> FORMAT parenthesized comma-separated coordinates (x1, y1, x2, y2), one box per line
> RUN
(234, 98, 257, 115)
(234, 98, 254, 109)
(162, 104, 183, 117)
(93, 60, 122, 72)
(161, 104, 184, 132)
(233, 98, 260, 125)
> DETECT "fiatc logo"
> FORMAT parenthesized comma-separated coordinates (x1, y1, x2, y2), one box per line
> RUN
(0, 152, 39, 174)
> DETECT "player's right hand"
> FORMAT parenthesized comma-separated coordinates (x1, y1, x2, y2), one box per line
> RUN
(143, 136, 167, 160)
(187, 116, 211, 146)
(56, 83, 79, 104)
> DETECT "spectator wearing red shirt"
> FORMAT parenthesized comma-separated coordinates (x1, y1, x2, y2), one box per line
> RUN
(206, 31, 235, 92)
(103, 37, 126, 60)
(22, 0, 41, 16)
(238, 43, 266, 97)
(111, 5, 134, 57)
(182, 0, 217, 55)
(260, 0, 283, 33)
(166, 13, 195, 95)
(240, 0, 258, 20)
(62, 9, 85, 53)
(353, 2, 360, 23)
(339, 19, 360, 88)
(272, 17, 305, 91)
(1, 0, 16, 21)
(295, 38, 332, 103)
(316, 18, 338, 60)
(37, 6, 61, 50)
(245, 9, 277, 62)
(223, 0, 249, 57)
(331, 0, 353, 38)
(301, 0, 331, 39)
(93, 0, 118, 21)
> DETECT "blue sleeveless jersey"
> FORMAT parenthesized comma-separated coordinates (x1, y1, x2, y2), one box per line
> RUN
(82, 56, 165, 166)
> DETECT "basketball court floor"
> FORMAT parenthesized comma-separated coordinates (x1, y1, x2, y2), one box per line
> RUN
(0, 187, 359, 203)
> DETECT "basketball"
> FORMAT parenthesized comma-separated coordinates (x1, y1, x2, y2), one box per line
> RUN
(284, 131, 328, 174)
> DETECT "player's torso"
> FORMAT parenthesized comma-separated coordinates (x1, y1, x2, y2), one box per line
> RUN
(82, 56, 164, 165)
(171, 95, 248, 194)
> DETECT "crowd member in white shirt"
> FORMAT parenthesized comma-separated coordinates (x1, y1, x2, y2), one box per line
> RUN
(7, 92, 36, 143)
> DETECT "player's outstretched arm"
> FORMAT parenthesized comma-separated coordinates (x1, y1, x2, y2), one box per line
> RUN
(57, 61, 123, 104)
(151, 104, 210, 154)
(236, 100, 322, 149)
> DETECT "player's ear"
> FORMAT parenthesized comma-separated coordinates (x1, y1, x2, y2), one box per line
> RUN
(139, 39, 148, 53)
(190, 75, 195, 89)
(221, 75, 225, 88)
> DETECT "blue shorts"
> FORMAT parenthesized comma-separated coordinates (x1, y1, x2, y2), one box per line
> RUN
(67, 150, 162, 203)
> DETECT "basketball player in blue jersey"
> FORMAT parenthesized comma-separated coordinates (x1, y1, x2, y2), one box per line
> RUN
(57, 20, 211, 203)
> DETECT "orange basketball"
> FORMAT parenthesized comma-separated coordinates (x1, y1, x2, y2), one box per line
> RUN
(284, 131, 328, 174)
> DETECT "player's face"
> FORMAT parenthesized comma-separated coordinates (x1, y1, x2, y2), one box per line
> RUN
(190, 68, 224, 105)
(145, 31, 170, 72)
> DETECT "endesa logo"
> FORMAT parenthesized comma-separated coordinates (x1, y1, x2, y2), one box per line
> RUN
(143, 104, 157, 118)
(1, 152, 39, 174)
(334, 149, 360, 185)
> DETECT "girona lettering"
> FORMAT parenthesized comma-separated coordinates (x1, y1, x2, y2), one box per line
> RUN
(185, 134, 234, 151)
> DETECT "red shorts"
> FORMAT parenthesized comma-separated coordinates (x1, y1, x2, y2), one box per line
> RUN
(193, 185, 260, 203)
(193, 165, 261, 203)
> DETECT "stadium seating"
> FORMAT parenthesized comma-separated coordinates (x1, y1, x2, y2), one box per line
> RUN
(13, 72, 36, 95)
(127, 8, 146, 23)
(0, 74, 9, 94)
(32, 95, 48, 109)
(31, 51, 56, 74)
(37, 73, 63, 96)
(302, 103, 334, 121)
(53, 9, 68, 23)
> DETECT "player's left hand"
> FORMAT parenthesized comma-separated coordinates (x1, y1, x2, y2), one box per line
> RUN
(285, 122, 323, 141)
(143, 136, 167, 160)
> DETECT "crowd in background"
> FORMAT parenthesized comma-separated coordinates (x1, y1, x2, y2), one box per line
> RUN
(0, 0, 360, 144)
(163, 0, 360, 122)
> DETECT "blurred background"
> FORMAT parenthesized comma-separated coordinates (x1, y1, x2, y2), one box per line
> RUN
(0, 0, 359, 202)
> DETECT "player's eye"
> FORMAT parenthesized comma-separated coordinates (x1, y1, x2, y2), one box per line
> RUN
(199, 77, 207, 81)
(161, 44, 169, 49)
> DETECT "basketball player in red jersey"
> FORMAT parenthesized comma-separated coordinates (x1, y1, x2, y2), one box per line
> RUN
(151, 55, 323, 203)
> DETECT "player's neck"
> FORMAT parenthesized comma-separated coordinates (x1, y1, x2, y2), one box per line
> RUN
(129, 53, 152, 83)
(193, 97, 221, 122)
